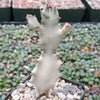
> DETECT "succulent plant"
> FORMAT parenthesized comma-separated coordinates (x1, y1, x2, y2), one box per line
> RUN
(26, 1, 71, 99)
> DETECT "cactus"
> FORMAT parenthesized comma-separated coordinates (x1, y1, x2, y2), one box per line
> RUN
(26, 1, 72, 99)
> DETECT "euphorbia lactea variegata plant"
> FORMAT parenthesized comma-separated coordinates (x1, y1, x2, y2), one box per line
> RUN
(26, 1, 71, 99)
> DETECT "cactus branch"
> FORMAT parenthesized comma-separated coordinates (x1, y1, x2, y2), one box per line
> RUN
(26, 2, 72, 98)
(60, 23, 72, 36)
(26, 14, 43, 31)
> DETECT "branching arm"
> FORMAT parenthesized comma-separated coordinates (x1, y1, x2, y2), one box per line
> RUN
(26, 14, 43, 32)
(59, 23, 72, 36)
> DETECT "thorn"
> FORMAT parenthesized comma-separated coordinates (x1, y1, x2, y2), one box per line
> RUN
(48, 3, 52, 8)
(41, 20, 43, 23)
(58, 17, 61, 19)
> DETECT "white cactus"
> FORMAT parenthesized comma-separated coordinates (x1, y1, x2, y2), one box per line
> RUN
(26, 2, 72, 99)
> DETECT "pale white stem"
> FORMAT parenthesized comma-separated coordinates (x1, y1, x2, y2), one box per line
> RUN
(27, 3, 72, 98)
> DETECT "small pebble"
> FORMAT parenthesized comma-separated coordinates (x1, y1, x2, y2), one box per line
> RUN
(57, 86, 63, 92)
(53, 96, 59, 100)
(18, 88, 25, 93)
(9, 74, 13, 77)
(6, 88, 11, 92)
(24, 97, 29, 100)
(77, 91, 82, 95)
(19, 83, 26, 88)
(19, 93, 24, 98)
(0, 92, 2, 96)
(11, 90, 18, 97)
(13, 71, 17, 75)
(24, 93, 32, 98)
(61, 80, 65, 83)
(13, 95, 20, 100)
(67, 94, 74, 99)
(51, 92, 57, 96)
(58, 93, 66, 99)
(85, 89, 89, 93)
(64, 97, 68, 100)
(78, 85, 82, 90)
(74, 93, 78, 98)
(85, 93, 90, 97)
(30, 97, 36, 100)
(20, 74, 25, 77)
(27, 82, 33, 88)
(62, 89, 68, 95)
(23, 66, 29, 70)
(23, 70, 28, 75)
(70, 91, 75, 95)
(84, 86, 89, 90)
(61, 83, 66, 87)
(50, 95, 54, 99)
(76, 96, 80, 100)
(24, 89, 31, 93)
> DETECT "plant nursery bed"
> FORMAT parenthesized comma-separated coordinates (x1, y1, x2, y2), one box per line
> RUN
(0, 8, 11, 21)
(0, 23, 100, 100)
(5, 76, 85, 100)
(83, 0, 100, 22)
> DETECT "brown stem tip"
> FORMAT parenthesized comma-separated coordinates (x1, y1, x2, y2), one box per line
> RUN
(65, 23, 72, 28)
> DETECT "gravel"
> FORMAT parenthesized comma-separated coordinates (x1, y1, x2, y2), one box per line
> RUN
(10, 78, 84, 100)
